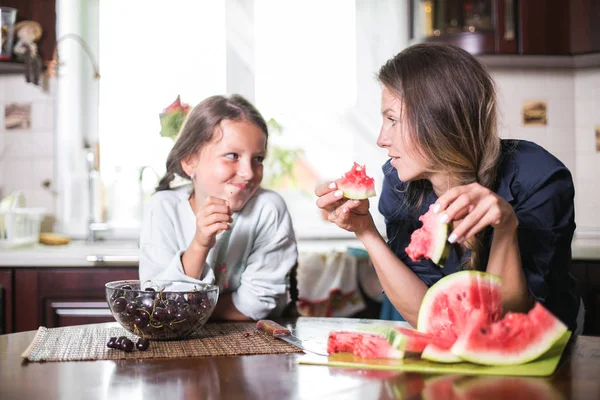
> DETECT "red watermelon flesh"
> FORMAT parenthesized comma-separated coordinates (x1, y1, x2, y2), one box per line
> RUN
(393, 327, 454, 352)
(327, 331, 404, 359)
(405, 208, 451, 266)
(337, 162, 376, 200)
(451, 302, 568, 366)
(417, 271, 503, 344)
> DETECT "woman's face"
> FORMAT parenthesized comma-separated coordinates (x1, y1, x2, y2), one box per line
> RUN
(377, 86, 430, 182)
(184, 119, 266, 212)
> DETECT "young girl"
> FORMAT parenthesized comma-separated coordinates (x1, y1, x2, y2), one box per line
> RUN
(315, 43, 583, 333)
(139, 94, 298, 321)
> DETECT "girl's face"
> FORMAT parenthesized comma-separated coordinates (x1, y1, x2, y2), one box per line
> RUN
(184, 119, 266, 212)
(377, 86, 430, 183)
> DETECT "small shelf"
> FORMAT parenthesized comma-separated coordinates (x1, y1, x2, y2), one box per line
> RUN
(0, 61, 25, 75)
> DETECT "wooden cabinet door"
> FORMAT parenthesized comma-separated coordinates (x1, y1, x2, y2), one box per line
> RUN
(0, 269, 14, 334)
(14, 267, 138, 332)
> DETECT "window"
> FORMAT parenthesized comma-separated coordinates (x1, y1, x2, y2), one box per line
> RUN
(57, 0, 407, 240)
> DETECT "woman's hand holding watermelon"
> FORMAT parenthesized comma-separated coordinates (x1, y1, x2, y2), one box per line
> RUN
(314, 181, 375, 235)
(432, 182, 519, 244)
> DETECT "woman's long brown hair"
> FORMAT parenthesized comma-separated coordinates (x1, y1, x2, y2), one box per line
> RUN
(155, 94, 268, 192)
(377, 43, 501, 270)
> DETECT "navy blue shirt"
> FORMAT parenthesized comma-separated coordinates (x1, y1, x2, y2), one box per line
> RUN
(378, 139, 579, 331)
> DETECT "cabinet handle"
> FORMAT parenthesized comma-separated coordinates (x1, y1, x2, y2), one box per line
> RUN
(503, 0, 515, 41)
(86, 255, 139, 264)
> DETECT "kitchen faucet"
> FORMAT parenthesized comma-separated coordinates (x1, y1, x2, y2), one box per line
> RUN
(86, 144, 110, 242)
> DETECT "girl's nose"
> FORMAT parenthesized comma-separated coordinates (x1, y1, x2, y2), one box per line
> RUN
(238, 160, 254, 180)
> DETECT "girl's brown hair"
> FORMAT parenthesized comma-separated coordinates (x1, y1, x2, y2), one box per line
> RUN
(377, 43, 501, 270)
(156, 94, 269, 192)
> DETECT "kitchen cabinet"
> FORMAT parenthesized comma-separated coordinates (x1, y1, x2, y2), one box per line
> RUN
(572, 261, 600, 336)
(0, 269, 13, 334)
(410, 0, 600, 55)
(0, 0, 56, 62)
(1, 266, 138, 334)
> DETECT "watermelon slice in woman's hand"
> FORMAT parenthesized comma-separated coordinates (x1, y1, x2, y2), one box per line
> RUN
(337, 162, 376, 200)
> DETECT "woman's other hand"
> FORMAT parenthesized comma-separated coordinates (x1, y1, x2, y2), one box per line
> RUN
(193, 196, 232, 249)
(433, 182, 518, 243)
(315, 181, 374, 235)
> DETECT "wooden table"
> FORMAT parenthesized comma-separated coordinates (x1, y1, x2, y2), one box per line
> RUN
(1, 319, 600, 400)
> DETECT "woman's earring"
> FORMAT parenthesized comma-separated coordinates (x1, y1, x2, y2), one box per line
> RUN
(190, 172, 195, 180)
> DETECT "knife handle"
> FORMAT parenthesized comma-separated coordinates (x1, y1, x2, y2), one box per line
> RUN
(256, 320, 291, 337)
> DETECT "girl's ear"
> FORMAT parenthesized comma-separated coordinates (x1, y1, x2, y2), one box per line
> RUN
(180, 154, 198, 177)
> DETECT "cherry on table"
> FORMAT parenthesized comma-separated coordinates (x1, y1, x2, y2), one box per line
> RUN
(107, 337, 118, 349)
(136, 338, 150, 351)
(120, 338, 134, 352)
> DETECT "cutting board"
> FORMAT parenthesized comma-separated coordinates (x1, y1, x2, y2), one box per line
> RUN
(298, 331, 571, 377)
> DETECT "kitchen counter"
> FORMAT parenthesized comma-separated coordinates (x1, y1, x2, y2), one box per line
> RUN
(1, 238, 599, 267)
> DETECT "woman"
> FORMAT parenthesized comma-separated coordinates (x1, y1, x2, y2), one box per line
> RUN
(315, 43, 582, 333)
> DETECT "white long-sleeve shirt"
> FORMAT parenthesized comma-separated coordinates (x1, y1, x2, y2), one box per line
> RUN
(139, 184, 298, 320)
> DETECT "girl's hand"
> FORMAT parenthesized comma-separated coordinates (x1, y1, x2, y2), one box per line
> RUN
(314, 181, 374, 235)
(433, 182, 518, 243)
(192, 196, 232, 249)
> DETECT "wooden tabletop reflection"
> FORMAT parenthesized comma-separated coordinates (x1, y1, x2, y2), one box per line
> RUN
(1, 318, 599, 400)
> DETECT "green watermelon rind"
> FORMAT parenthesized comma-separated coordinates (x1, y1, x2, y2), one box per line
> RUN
(354, 325, 408, 352)
(430, 222, 450, 266)
(421, 343, 462, 363)
(450, 318, 568, 366)
(417, 271, 503, 332)
(340, 186, 377, 200)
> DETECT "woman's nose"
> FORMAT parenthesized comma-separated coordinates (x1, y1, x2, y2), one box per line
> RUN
(376, 128, 391, 148)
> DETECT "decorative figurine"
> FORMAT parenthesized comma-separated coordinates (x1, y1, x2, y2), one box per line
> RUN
(13, 20, 43, 85)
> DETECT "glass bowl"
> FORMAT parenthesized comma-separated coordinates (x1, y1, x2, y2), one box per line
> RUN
(105, 280, 219, 340)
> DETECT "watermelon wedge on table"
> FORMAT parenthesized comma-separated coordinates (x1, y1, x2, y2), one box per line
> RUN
(337, 162, 376, 200)
(327, 271, 568, 366)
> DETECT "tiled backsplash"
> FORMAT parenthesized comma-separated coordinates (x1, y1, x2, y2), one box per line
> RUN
(0, 65, 599, 234)
(0, 75, 56, 213)
(491, 67, 600, 234)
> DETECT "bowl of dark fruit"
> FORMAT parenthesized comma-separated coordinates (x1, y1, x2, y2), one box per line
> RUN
(105, 280, 219, 340)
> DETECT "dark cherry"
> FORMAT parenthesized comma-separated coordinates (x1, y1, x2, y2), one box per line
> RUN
(112, 297, 127, 313)
(136, 338, 150, 351)
(145, 287, 156, 292)
(134, 313, 150, 329)
(121, 285, 133, 290)
(125, 303, 136, 314)
(115, 336, 127, 347)
(119, 311, 134, 324)
(152, 307, 167, 322)
(166, 305, 178, 320)
(107, 336, 118, 348)
(120, 338, 134, 352)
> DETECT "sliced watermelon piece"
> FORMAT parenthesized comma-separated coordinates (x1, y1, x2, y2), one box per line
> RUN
(356, 325, 454, 354)
(417, 271, 503, 343)
(327, 330, 404, 359)
(450, 302, 568, 366)
(337, 162, 376, 200)
(405, 208, 451, 267)
(421, 344, 462, 363)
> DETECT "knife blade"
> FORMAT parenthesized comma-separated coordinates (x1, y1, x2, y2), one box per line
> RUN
(256, 320, 328, 356)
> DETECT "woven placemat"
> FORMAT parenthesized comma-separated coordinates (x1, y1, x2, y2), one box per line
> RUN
(21, 322, 303, 362)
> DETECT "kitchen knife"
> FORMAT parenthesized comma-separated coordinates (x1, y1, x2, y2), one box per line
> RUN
(256, 320, 328, 356)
